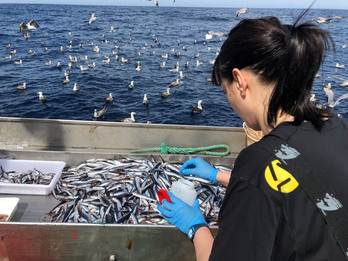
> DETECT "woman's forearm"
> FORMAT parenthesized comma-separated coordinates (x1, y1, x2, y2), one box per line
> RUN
(193, 226, 214, 261)
(216, 171, 231, 187)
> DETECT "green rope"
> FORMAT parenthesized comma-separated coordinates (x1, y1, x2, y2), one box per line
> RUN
(131, 142, 230, 156)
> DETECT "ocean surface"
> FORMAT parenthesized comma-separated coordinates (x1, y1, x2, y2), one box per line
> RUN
(0, 4, 347, 127)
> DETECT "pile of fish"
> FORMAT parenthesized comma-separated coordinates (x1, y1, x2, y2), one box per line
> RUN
(47, 157, 231, 225)
(0, 166, 55, 185)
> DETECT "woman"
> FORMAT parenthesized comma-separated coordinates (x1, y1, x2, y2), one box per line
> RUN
(157, 15, 348, 261)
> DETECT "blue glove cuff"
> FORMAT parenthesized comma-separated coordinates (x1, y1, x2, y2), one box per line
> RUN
(188, 223, 209, 241)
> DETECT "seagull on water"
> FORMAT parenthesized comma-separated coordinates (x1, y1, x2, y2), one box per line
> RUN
(119, 112, 136, 123)
(179, 71, 188, 78)
(37, 92, 46, 102)
(80, 65, 89, 71)
(143, 94, 149, 106)
(73, 83, 81, 92)
(169, 79, 180, 86)
(88, 12, 96, 25)
(192, 100, 203, 114)
(336, 63, 345, 68)
(87, 62, 96, 68)
(62, 76, 70, 84)
(159, 88, 170, 97)
(64, 69, 70, 77)
(104, 93, 113, 103)
(92, 45, 99, 53)
(128, 80, 135, 89)
(14, 60, 22, 65)
(13, 82, 26, 90)
(18, 20, 39, 34)
(94, 106, 107, 118)
(43, 61, 52, 66)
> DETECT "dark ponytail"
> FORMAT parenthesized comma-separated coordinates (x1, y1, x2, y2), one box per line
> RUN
(213, 14, 333, 130)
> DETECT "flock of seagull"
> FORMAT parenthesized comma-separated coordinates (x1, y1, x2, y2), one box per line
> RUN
(4, 7, 348, 124)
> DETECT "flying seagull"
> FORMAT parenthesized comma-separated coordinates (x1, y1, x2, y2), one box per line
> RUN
(236, 7, 248, 17)
(18, 20, 39, 34)
(88, 12, 96, 25)
(312, 16, 346, 24)
(327, 76, 348, 88)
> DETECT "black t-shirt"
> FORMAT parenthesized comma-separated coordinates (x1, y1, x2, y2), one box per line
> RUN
(210, 116, 348, 261)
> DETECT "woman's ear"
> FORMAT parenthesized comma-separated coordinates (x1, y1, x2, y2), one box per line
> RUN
(232, 68, 247, 97)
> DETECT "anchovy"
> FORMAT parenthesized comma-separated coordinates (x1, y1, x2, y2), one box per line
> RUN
(46, 157, 228, 225)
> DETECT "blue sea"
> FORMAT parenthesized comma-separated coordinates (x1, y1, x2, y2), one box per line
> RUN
(0, 4, 347, 126)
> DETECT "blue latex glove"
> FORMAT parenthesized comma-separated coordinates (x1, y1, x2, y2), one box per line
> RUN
(180, 157, 218, 183)
(157, 192, 207, 236)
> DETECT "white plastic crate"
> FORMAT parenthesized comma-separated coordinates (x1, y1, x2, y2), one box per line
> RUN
(0, 159, 66, 195)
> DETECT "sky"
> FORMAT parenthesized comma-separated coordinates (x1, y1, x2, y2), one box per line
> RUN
(1, 0, 348, 9)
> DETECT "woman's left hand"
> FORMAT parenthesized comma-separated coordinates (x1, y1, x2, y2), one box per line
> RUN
(157, 192, 207, 236)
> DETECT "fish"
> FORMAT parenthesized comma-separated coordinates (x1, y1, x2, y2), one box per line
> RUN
(45, 157, 230, 224)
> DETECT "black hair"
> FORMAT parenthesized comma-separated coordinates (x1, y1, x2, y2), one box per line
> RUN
(212, 13, 333, 130)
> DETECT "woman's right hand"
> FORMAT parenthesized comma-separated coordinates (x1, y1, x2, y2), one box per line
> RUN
(180, 157, 218, 184)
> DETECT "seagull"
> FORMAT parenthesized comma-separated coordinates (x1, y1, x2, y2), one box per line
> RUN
(161, 54, 168, 59)
(169, 66, 179, 73)
(69, 55, 78, 63)
(159, 61, 166, 68)
(143, 94, 149, 106)
(56, 62, 61, 68)
(5, 44, 10, 49)
(128, 80, 135, 89)
(135, 64, 142, 71)
(88, 12, 96, 25)
(236, 7, 248, 17)
(341, 45, 346, 49)
(92, 45, 99, 53)
(43, 61, 52, 66)
(179, 71, 188, 78)
(62, 76, 70, 84)
(94, 106, 107, 118)
(13, 82, 26, 90)
(10, 50, 16, 54)
(13, 60, 22, 65)
(192, 100, 203, 113)
(327, 76, 348, 88)
(194, 53, 200, 58)
(110, 26, 115, 32)
(169, 79, 180, 86)
(87, 62, 96, 68)
(104, 93, 113, 102)
(159, 87, 170, 97)
(80, 56, 88, 61)
(73, 83, 81, 92)
(322, 84, 348, 107)
(196, 60, 204, 66)
(312, 16, 346, 24)
(80, 65, 89, 71)
(102, 56, 110, 63)
(18, 20, 39, 34)
(37, 92, 46, 102)
(147, 0, 158, 6)
(336, 63, 345, 68)
(64, 69, 70, 77)
(119, 112, 136, 123)
(121, 57, 129, 63)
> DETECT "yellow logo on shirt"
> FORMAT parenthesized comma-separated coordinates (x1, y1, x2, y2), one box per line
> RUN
(265, 160, 299, 193)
